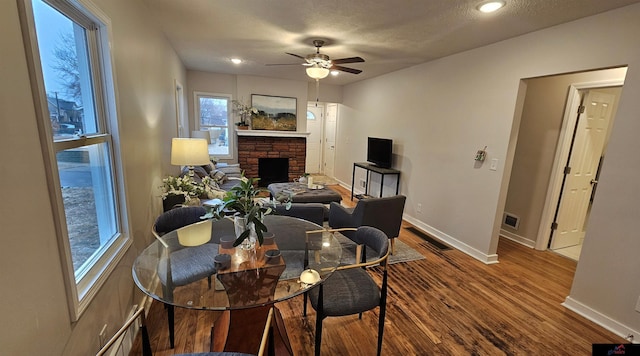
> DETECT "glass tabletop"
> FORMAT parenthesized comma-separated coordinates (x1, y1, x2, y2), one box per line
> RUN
(132, 215, 343, 310)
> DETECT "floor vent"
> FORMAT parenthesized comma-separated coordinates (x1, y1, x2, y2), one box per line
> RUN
(405, 227, 451, 250)
(503, 212, 520, 230)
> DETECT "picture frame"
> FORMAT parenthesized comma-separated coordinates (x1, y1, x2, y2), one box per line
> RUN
(251, 94, 297, 131)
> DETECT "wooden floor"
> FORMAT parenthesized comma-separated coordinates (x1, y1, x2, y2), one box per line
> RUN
(131, 185, 623, 355)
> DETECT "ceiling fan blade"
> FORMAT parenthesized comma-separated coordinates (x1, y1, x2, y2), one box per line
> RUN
(286, 52, 306, 60)
(265, 63, 304, 66)
(331, 56, 365, 64)
(331, 65, 362, 74)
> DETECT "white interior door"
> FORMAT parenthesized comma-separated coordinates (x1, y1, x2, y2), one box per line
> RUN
(306, 105, 324, 173)
(323, 104, 337, 177)
(551, 90, 616, 249)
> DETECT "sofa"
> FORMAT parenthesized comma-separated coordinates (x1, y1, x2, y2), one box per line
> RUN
(162, 162, 244, 211)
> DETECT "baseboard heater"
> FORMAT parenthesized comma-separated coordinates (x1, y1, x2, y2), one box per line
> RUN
(405, 227, 451, 250)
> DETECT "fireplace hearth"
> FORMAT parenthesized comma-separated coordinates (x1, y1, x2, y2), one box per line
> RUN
(237, 134, 306, 183)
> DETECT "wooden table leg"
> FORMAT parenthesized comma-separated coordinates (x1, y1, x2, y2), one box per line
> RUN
(211, 306, 293, 356)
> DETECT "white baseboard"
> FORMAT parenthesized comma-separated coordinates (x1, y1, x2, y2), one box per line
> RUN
(563, 296, 639, 343)
(499, 229, 536, 248)
(403, 214, 499, 264)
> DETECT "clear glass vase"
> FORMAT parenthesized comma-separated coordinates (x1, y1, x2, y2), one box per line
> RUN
(233, 216, 256, 250)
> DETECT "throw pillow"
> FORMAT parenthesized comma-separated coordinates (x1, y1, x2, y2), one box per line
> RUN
(210, 169, 227, 183)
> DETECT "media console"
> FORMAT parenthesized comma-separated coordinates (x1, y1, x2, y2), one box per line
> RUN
(351, 162, 401, 201)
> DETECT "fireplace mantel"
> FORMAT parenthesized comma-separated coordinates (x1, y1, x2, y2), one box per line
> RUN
(236, 129, 310, 138)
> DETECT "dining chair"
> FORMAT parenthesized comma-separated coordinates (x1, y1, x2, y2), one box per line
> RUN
(274, 203, 327, 226)
(328, 194, 406, 254)
(152, 206, 216, 349)
(303, 226, 390, 356)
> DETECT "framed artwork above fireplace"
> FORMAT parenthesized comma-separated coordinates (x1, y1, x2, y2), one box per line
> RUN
(251, 94, 297, 131)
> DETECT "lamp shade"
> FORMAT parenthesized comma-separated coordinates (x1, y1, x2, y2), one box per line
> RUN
(171, 138, 211, 166)
(306, 65, 330, 79)
(191, 130, 212, 143)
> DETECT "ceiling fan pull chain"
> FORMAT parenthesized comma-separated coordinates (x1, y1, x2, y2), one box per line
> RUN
(315, 79, 320, 106)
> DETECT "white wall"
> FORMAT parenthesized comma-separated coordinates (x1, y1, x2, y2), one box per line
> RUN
(336, 4, 640, 336)
(0, 0, 186, 354)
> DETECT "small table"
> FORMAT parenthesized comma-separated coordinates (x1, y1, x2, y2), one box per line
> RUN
(267, 182, 342, 204)
(351, 162, 401, 200)
(132, 215, 342, 355)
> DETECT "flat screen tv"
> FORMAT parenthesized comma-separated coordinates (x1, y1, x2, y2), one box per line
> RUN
(367, 137, 393, 168)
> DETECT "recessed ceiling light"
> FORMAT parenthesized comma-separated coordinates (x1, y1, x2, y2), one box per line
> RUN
(330, 70, 339, 76)
(231, 58, 242, 64)
(477, 1, 505, 13)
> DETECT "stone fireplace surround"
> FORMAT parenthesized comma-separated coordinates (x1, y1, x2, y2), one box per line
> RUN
(236, 130, 308, 184)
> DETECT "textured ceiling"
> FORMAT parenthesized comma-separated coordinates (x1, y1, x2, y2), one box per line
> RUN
(141, 0, 640, 85)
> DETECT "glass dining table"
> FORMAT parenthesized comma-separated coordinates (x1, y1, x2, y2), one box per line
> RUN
(132, 214, 343, 354)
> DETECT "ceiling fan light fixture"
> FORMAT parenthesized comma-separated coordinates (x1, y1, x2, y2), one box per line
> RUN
(306, 65, 330, 79)
(477, 1, 505, 13)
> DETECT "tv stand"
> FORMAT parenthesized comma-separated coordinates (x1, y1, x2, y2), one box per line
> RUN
(351, 162, 401, 201)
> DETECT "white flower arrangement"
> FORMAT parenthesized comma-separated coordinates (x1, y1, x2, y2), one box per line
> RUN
(232, 99, 258, 126)
(160, 175, 219, 202)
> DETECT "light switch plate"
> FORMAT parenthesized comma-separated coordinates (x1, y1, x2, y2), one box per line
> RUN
(490, 158, 498, 171)
(635, 296, 640, 313)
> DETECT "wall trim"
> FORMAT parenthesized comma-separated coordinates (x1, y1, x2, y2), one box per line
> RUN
(500, 230, 536, 248)
(563, 296, 639, 343)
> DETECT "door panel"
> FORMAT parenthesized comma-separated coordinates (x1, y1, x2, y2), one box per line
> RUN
(323, 104, 337, 177)
(551, 90, 615, 249)
(306, 105, 323, 173)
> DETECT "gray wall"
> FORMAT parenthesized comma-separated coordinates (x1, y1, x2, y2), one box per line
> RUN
(0, 0, 186, 354)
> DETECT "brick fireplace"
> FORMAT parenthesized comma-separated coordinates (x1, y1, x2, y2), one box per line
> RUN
(237, 132, 307, 184)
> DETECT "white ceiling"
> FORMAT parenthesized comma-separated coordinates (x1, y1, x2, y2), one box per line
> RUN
(142, 0, 640, 86)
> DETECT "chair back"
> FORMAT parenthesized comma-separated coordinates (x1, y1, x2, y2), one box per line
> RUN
(275, 203, 326, 226)
(355, 226, 390, 261)
(154, 206, 207, 236)
(354, 195, 406, 239)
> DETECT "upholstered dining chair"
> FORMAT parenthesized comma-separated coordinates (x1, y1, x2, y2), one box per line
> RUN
(152, 206, 216, 349)
(328, 195, 406, 254)
(274, 203, 327, 226)
(304, 226, 390, 356)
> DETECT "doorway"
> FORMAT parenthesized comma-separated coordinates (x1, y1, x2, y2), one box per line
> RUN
(306, 104, 324, 174)
(501, 67, 627, 262)
(546, 86, 622, 260)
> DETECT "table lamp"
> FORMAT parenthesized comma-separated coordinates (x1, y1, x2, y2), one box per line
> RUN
(171, 137, 211, 177)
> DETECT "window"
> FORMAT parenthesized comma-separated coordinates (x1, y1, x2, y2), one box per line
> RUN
(21, 0, 130, 319)
(195, 92, 232, 159)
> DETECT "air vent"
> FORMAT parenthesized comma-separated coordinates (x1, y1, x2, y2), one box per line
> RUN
(503, 212, 520, 230)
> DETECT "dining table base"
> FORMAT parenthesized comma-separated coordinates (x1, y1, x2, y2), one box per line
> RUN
(211, 305, 294, 355)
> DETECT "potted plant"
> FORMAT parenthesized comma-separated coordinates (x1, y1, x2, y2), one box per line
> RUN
(232, 99, 258, 130)
(220, 174, 273, 248)
(160, 175, 218, 211)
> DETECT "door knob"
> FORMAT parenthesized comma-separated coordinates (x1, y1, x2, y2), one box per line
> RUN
(591, 179, 598, 185)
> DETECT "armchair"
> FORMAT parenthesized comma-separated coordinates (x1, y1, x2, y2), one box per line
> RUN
(328, 195, 406, 254)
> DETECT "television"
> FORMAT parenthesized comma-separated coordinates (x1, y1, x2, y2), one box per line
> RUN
(367, 137, 393, 168)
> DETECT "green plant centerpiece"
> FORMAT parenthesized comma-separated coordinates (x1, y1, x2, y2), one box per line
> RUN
(222, 175, 273, 248)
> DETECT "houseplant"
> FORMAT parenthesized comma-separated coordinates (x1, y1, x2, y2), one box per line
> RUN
(232, 99, 258, 129)
(220, 174, 273, 248)
(160, 174, 218, 209)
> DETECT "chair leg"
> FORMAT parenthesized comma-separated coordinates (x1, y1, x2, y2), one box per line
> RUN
(315, 285, 324, 356)
(167, 304, 175, 348)
(303, 291, 308, 317)
(377, 302, 387, 356)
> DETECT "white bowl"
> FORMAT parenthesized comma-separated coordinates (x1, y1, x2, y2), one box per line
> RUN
(300, 269, 321, 284)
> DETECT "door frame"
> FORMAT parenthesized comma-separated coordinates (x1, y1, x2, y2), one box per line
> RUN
(534, 79, 624, 250)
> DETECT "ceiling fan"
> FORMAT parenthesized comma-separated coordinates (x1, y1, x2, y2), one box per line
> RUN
(267, 40, 365, 75)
